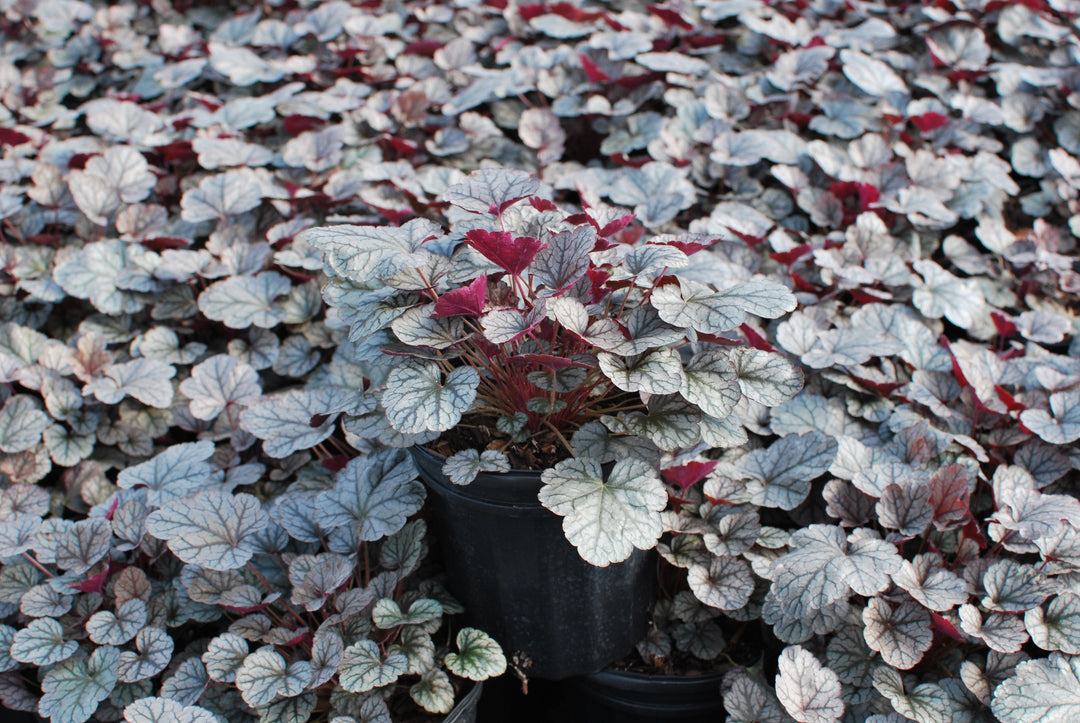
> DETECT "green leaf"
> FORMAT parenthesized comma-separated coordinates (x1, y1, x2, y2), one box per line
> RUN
(444, 628, 507, 681)
(539, 457, 667, 566)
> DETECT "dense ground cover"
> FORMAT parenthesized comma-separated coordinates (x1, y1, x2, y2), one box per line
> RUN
(0, 0, 1079, 721)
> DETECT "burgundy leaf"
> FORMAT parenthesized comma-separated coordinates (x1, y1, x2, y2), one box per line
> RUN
(433, 275, 487, 318)
(464, 229, 545, 276)
(662, 460, 718, 493)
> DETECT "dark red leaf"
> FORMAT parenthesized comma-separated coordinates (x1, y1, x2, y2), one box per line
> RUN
(991, 311, 1018, 338)
(518, 3, 547, 20)
(647, 4, 694, 29)
(310, 413, 330, 428)
(579, 53, 610, 83)
(662, 460, 718, 493)
(930, 613, 964, 641)
(740, 324, 776, 352)
(433, 275, 487, 318)
(529, 197, 559, 212)
(321, 456, 349, 472)
(464, 229, 545, 276)
(0, 128, 31, 146)
(402, 40, 444, 56)
(910, 112, 949, 133)
(73, 566, 109, 594)
(282, 115, 324, 135)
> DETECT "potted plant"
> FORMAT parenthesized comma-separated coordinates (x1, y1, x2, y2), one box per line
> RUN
(303, 167, 804, 678)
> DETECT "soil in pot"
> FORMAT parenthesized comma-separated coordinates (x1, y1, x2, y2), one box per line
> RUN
(573, 669, 726, 723)
(411, 445, 653, 680)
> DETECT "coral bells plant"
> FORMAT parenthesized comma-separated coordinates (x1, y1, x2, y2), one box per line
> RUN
(306, 168, 804, 566)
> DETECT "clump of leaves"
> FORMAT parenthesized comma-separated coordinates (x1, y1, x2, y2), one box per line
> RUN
(306, 170, 803, 566)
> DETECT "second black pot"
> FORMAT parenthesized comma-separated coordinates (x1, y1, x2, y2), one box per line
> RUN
(572, 669, 725, 722)
(411, 446, 653, 680)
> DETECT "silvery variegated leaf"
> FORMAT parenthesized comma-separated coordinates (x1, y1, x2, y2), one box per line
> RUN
(991, 653, 1080, 723)
(54, 517, 112, 575)
(775, 645, 844, 723)
(825, 622, 876, 688)
(1020, 391, 1080, 445)
(116, 440, 221, 507)
(911, 260, 986, 329)
(10, 617, 77, 666)
(53, 240, 148, 315)
(390, 304, 465, 349)
(310, 628, 344, 689)
(598, 348, 685, 396)
(1025, 593, 1080, 654)
(198, 273, 291, 330)
(839, 49, 906, 96)
(770, 525, 902, 619)
(39, 646, 120, 723)
(873, 666, 952, 723)
(180, 169, 264, 223)
(339, 639, 408, 693)
(442, 449, 510, 485)
(192, 137, 274, 170)
(687, 555, 754, 611)
(235, 647, 312, 707)
(290, 553, 354, 612)
(701, 509, 760, 557)
(159, 657, 209, 707)
(741, 432, 837, 510)
(381, 361, 479, 434)
(123, 696, 217, 723)
(723, 669, 789, 723)
(982, 559, 1049, 613)
(179, 355, 261, 421)
(614, 396, 700, 450)
(730, 348, 803, 407)
(86, 598, 147, 646)
(372, 598, 442, 629)
(876, 483, 934, 536)
(0, 514, 41, 557)
(444, 168, 539, 214)
(539, 457, 667, 566)
(299, 218, 440, 283)
(680, 349, 740, 419)
(0, 395, 51, 453)
(530, 225, 594, 295)
(651, 278, 795, 334)
(892, 553, 968, 612)
(314, 449, 424, 541)
(443, 628, 506, 681)
(85, 358, 175, 409)
(118, 627, 173, 682)
(862, 597, 932, 670)
(959, 604, 1029, 654)
(410, 669, 455, 715)
(69, 146, 155, 225)
(203, 633, 249, 683)
(43, 426, 95, 466)
(241, 387, 354, 458)
(145, 492, 269, 571)
(20, 583, 72, 618)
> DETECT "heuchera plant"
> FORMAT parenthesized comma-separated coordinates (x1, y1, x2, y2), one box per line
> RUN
(305, 168, 803, 566)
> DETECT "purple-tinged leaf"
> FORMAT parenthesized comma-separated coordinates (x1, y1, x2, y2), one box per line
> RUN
(432, 275, 487, 318)
(463, 229, 544, 276)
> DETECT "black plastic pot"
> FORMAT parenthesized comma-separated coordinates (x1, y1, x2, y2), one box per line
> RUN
(572, 669, 725, 722)
(445, 680, 484, 723)
(411, 446, 653, 680)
